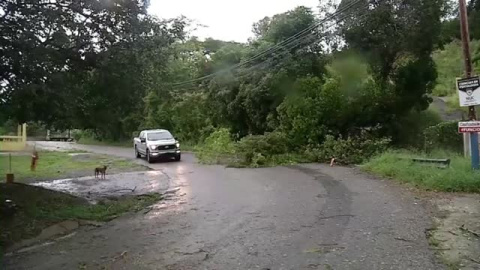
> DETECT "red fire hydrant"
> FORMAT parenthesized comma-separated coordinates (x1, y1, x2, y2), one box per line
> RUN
(31, 150, 39, 171)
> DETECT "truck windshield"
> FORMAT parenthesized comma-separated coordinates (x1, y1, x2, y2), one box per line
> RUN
(147, 132, 173, 141)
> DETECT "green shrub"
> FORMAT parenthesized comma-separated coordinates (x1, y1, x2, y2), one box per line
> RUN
(394, 108, 441, 148)
(26, 122, 47, 137)
(306, 132, 391, 164)
(196, 130, 308, 167)
(424, 121, 462, 153)
(235, 132, 289, 163)
(71, 130, 83, 141)
(195, 128, 236, 164)
(0, 119, 17, 135)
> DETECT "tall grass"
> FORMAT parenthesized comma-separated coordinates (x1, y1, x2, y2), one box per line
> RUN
(363, 150, 480, 193)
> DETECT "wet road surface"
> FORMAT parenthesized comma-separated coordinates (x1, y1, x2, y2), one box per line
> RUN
(4, 142, 443, 269)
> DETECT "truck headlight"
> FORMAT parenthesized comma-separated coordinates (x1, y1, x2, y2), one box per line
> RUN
(150, 145, 157, 150)
(176, 142, 180, 148)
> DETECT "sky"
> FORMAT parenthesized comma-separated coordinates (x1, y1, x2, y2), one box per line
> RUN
(148, 0, 320, 43)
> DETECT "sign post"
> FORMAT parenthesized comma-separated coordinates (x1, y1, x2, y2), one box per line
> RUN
(457, 77, 480, 170)
(458, 121, 480, 169)
(458, 0, 479, 170)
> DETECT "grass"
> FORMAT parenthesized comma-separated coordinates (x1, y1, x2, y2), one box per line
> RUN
(363, 150, 480, 193)
(0, 151, 145, 183)
(0, 183, 162, 248)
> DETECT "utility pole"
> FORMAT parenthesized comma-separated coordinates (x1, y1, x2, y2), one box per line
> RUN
(459, 0, 479, 169)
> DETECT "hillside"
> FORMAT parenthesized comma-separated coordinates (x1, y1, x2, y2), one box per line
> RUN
(433, 40, 480, 97)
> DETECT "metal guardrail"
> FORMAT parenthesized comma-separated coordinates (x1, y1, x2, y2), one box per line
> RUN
(412, 158, 451, 168)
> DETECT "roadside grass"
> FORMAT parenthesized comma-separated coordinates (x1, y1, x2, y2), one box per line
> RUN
(0, 151, 145, 183)
(0, 183, 162, 248)
(363, 150, 480, 193)
(78, 136, 131, 148)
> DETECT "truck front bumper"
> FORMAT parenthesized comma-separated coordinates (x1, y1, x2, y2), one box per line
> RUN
(150, 149, 181, 158)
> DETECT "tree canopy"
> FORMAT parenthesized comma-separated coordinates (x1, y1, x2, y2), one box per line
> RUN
(0, 0, 460, 147)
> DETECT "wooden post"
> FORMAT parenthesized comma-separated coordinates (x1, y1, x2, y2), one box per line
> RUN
(459, 0, 479, 169)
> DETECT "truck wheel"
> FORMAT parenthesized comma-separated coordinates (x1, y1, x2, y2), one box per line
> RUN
(135, 147, 141, 158)
(146, 150, 153, 163)
(175, 154, 181, 161)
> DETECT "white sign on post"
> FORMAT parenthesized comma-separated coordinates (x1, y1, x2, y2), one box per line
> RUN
(457, 76, 480, 107)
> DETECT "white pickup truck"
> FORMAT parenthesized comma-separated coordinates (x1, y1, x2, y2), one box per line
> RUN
(133, 129, 181, 163)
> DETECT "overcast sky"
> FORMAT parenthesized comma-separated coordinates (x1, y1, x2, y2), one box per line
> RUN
(148, 0, 320, 42)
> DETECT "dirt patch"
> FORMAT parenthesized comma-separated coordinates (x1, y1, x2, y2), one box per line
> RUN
(0, 183, 163, 250)
(429, 194, 480, 269)
(0, 183, 88, 248)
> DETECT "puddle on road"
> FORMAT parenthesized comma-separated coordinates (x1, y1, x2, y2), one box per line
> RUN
(144, 165, 192, 219)
(33, 171, 170, 202)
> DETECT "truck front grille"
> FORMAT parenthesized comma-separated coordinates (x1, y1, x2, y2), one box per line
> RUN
(159, 144, 176, 150)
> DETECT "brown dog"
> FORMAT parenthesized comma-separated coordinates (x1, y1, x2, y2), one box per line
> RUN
(94, 165, 108, 179)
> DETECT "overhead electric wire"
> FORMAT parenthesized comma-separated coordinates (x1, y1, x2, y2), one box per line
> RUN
(170, 0, 365, 88)
(172, 12, 366, 93)
(172, 10, 369, 93)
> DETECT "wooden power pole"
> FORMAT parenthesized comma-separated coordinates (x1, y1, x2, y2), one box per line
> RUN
(459, 0, 475, 119)
(459, 0, 479, 169)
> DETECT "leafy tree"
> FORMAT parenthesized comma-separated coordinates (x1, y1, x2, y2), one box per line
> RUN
(339, 0, 445, 116)
(1, 0, 186, 138)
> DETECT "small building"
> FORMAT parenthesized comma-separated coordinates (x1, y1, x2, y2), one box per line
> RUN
(0, 124, 27, 151)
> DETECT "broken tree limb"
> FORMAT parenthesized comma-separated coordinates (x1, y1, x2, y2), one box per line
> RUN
(460, 224, 480, 238)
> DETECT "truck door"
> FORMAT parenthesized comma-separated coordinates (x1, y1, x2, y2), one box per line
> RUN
(138, 132, 146, 154)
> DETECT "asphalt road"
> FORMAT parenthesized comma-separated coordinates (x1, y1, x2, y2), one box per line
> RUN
(4, 142, 443, 270)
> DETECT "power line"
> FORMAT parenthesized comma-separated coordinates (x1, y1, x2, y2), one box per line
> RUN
(170, 0, 365, 87)
(172, 10, 367, 92)
(225, 0, 363, 71)
(172, 11, 368, 93)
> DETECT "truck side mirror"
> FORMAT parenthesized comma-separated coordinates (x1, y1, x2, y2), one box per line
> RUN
(140, 138, 146, 143)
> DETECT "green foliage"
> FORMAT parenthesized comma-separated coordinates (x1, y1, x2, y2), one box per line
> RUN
(26, 122, 47, 137)
(2, 0, 453, 157)
(196, 129, 309, 167)
(254, 6, 315, 44)
(71, 130, 83, 142)
(364, 150, 480, 192)
(235, 132, 290, 163)
(195, 128, 236, 164)
(2, 0, 187, 139)
(277, 56, 388, 146)
(433, 40, 480, 96)
(394, 108, 442, 148)
(440, 0, 480, 43)
(0, 119, 17, 135)
(171, 93, 214, 143)
(341, 0, 444, 112)
(305, 133, 391, 165)
(424, 121, 463, 153)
